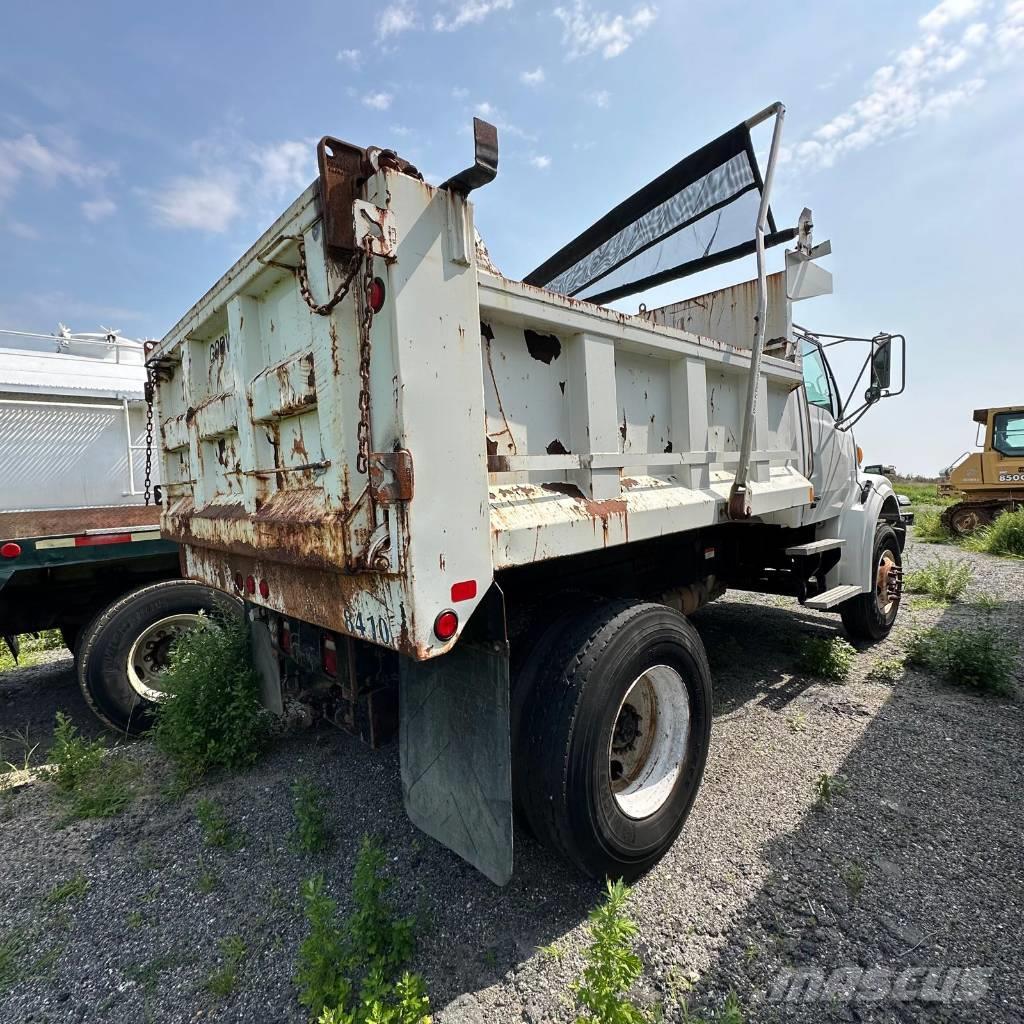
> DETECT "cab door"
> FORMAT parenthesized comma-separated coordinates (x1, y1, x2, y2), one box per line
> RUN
(800, 338, 857, 523)
(986, 409, 1024, 487)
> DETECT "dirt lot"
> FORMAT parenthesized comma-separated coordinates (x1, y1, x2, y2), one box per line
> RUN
(2, 534, 1022, 1024)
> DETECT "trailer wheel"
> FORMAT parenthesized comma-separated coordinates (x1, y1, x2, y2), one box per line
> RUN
(515, 600, 712, 880)
(839, 523, 902, 642)
(77, 580, 242, 735)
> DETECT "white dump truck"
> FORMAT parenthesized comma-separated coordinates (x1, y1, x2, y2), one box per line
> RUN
(149, 104, 908, 884)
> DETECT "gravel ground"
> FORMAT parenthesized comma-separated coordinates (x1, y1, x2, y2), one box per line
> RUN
(1, 534, 1022, 1024)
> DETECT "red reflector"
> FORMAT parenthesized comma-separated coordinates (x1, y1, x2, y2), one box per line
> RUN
(368, 277, 386, 313)
(258, 579, 270, 599)
(322, 636, 338, 677)
(234, 572, 244, 591)
(0, 542, 21, 559)
(76, 533, 131, 547)
(450, 579, 477, 602)
(245, 575, 256, 594)
(433, 609, 459, 641)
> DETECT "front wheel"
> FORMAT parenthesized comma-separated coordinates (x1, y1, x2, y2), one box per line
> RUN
(514, 600, 713, 880)
(839, 523, 902, 642)
(77, 580, 242, 735)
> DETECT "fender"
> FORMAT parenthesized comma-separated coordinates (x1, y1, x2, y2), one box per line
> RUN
(820, 474, 904, 593)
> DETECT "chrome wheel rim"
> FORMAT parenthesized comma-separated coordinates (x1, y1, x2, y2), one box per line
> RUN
(126, 613, 203, 701)
(609, 665, 690, 820)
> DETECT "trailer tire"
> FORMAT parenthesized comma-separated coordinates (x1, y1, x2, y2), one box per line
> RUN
(839, 523, 902, 642)
(77, 580, 242, 735)
(515, 600, 712, 881)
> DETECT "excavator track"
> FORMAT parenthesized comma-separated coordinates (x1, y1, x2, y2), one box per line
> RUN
(941, 500, 1018, 536)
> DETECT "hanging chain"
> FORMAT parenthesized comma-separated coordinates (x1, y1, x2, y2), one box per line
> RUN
(295, 236, 363, 316)
(356, 235, 376, 476)
(143, 362, 155, 506)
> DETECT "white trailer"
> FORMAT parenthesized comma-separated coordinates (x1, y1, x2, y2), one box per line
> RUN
(149, 106, 908, 883)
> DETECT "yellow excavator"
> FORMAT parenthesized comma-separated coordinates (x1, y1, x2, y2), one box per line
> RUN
(939, 406, 1024, 534)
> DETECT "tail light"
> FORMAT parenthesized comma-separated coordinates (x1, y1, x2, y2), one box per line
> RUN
(1, 542, 21, 559)
(245, 575, 256, 595)
(322, 635, 338, 677)
(368, 277, 386, 313)
(258, 578, 270, 599)
(433, 609, 459, 641)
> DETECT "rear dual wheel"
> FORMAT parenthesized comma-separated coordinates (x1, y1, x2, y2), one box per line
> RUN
(514, 600, 713, 880)
(77, 580, 241, 735)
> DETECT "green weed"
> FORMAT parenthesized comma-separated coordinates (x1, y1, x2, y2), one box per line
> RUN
(152, 616, 269, 786)
(904, 558, 972, 602)
(295, 837, 427, 1024)
(48, 713, 135, 821)
(571, 878, 646, 1024)
(971, 593, 1003, 612)
(537, 942, 565, 960)
(292, 778, 331, 855)
(787, 710, 808, 733)
(892, 480, 952, 507)
(814, 772, 847, 808)
(45, 873, 89, 906)
(0, 930, 27, 990)
(964, 508, 1024, 558)
(842, 862, 866, 900)
(0, 629, 65, 673)
(911, 509, 953, 544)
(196, 799, 236, 849)
(205, 935, 247, 998)
(797, 637, 856, 682)
(906, 628, 1016, 696)
(868, 657, 905, 683)
(128, 910, 145, 930)
(197, 865, 220, 894)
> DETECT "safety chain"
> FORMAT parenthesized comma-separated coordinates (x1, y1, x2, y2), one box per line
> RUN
(355, 235, 376, 476)
(143, 363, 155, 506)
(295, 236, 363, 316)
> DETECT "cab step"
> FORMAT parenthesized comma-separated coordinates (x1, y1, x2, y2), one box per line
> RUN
(785, 538, 846, 556)
(804, 584, 861, 610)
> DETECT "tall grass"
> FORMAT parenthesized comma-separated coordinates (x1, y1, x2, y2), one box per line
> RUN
(904, 558, 973, 602)
(964, 508, 1024, 558)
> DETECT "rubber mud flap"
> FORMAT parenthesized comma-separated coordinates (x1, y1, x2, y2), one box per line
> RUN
(399, 640, 513, 886)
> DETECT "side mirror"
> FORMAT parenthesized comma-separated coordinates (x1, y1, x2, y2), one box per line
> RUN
(871, 336, 892, 391)
(896, 493, 912, 508)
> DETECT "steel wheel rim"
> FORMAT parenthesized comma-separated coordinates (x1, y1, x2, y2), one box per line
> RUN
(125, 613, 203, 701)
(875, 547, 899, 618)
(609, 664, 691, 820)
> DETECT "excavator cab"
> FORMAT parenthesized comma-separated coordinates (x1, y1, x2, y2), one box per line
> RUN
(941, 406, 1024, 534)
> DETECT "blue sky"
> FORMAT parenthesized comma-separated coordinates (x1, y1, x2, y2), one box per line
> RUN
(1, 0, 1022, 473)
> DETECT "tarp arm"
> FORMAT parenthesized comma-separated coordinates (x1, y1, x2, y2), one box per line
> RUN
(728, 102, 786, 520)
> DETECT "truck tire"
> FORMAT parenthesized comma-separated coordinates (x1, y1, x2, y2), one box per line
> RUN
(77, 580, 242, 735)
(839, 523, 902, 642)
(515, 600, 712, 881)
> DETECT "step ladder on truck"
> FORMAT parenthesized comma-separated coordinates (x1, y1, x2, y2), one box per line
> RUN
(147, 101, 910, 884)
(0, 326, 238, 733)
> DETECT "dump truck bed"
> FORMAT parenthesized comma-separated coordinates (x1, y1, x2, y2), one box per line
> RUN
(151, 162, 813, 660)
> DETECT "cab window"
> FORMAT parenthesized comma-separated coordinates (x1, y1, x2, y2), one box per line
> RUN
(992, 411, 1024, 457)
(801, 341, 834, 415)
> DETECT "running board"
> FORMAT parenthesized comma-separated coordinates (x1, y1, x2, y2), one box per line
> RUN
(804, 584, 861, 610)
(785, 538, 846, 556)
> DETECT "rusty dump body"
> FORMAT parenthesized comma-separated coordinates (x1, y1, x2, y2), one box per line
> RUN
(150, 131, 829, 664)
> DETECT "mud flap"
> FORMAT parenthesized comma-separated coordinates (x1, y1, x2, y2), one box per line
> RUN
(249, 615, 283, 715)
(399, 640, 513, 886)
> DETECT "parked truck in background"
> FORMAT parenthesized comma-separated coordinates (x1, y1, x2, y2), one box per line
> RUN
(149, 105, 909, 884)
(0, 326, 237, 733)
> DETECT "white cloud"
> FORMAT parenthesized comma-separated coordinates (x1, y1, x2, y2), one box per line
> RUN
(81, 197, 117, 222)
(337, 48, 361, 67)
(520, 66, 545, 86)
(529, 154, 551, 169)
(585, 88, 610, 107)
(377, 2, 417, 39)
(252, 141, 315, 197)
(152, 174, 241, 232)
(786, 0, 1024, 171)
(465, 101, 536, 140)
(363, 91, 394, 110)
(434, 0, 513, 31)
(474, 101, 497, 117)
(6, 220, 40, 240)
(0, 132, 112, 207)
(919, 0, 983, 32)
(554, 1, 657, 59)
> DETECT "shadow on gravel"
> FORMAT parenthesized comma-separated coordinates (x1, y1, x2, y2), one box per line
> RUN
(677, 596, 1024, 1023)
